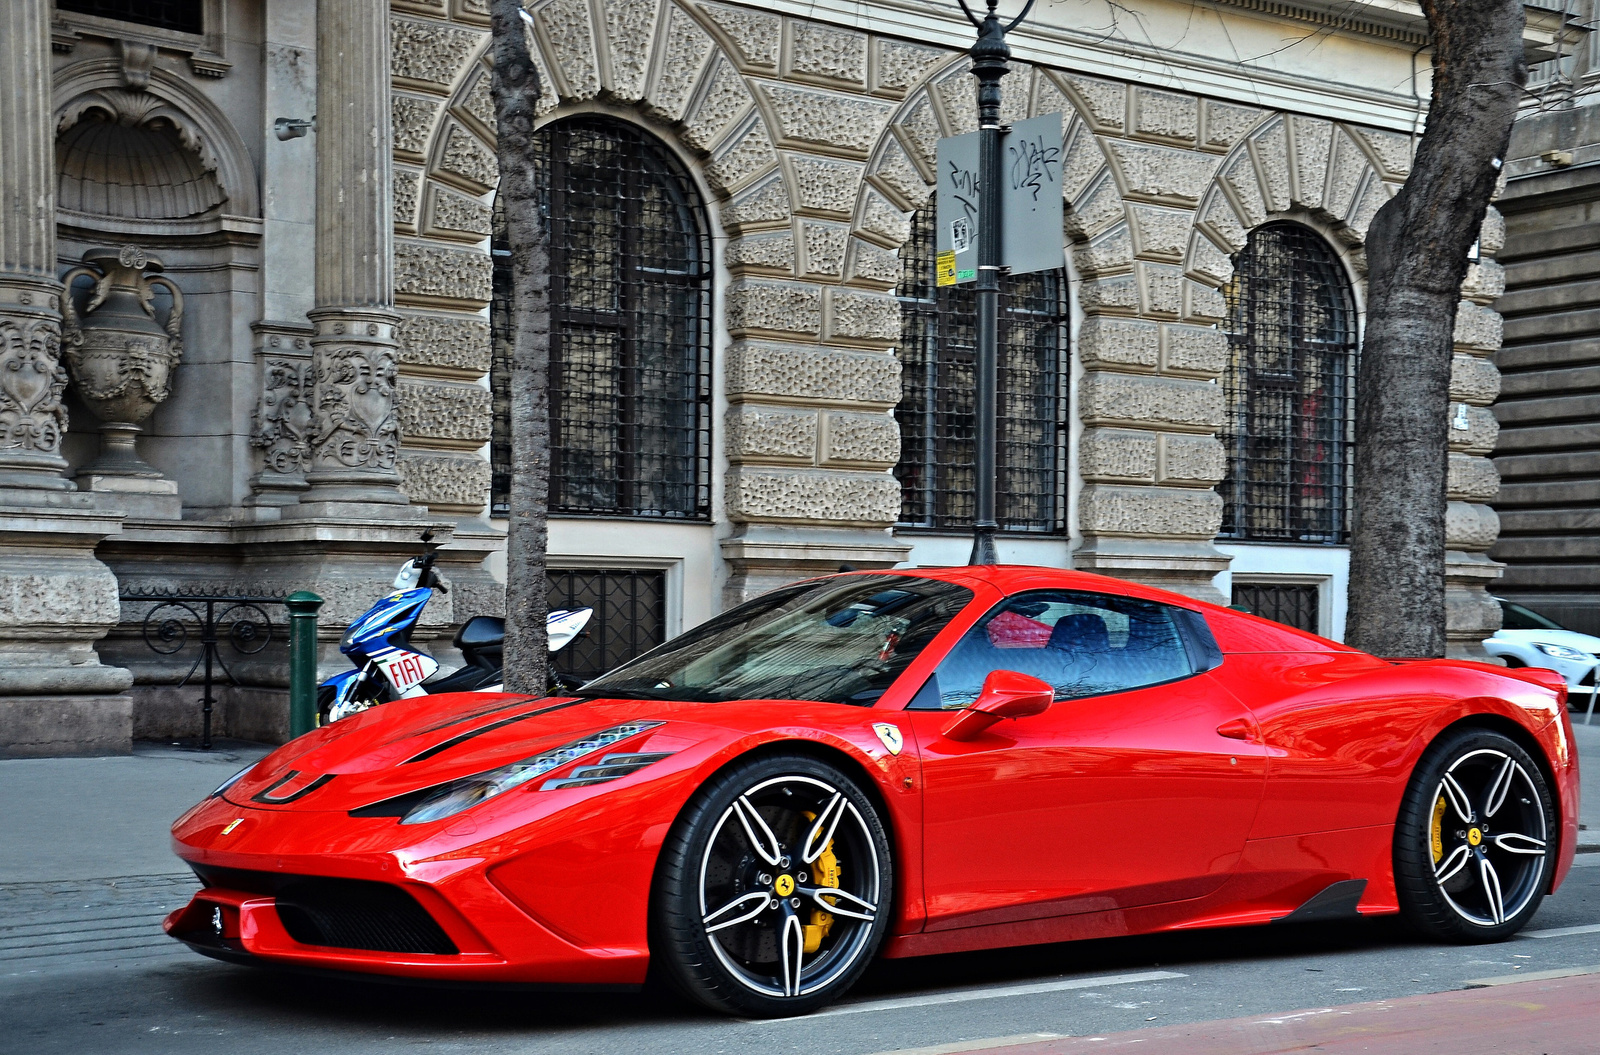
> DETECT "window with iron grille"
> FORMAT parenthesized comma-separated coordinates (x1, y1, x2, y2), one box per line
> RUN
(57, 0, 203, 33)
(1220, 222, 1357, 543)
(547, 569, 667, 682)
(894, 199, 1068, 533)
(490, 116, 712, 520)
(1232, 582, 1321, 635)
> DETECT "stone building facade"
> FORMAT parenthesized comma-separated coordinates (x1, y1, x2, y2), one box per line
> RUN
(0, 0, 1569, 755)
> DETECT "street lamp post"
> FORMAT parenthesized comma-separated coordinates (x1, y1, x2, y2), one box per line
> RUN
(958, 0, 1035, 566)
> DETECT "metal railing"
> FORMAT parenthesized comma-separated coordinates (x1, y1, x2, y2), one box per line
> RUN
(121, 591, 323, 749)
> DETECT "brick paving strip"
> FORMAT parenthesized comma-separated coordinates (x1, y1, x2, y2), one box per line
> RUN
(0, 874, 198, 975)
(918, 971, 1600, 1055)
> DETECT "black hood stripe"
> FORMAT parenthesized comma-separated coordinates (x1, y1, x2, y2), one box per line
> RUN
(401, 699, 582, 765)
(251, 771, 336, 804)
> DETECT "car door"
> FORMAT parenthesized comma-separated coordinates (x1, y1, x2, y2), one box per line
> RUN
(906, 590, 1268, 932)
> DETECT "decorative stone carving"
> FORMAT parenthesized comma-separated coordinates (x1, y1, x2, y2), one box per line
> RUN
(1077, 273, 1140, 314)
(1159, 434, 1226, 485)
(1453, 301, 1504, 351)
(872, 40, 948, 97)
(1346, 177, 1391, 239)
(393, 95, 442, 155)
(1448, 404, 1499, 455)
(1251, 119, 1292, 214)
(869, 138, 931, 209)
(1184, 279, 1226, 322)
(1324, 131, 1369, 220)
(1185, 232, 1233, 286)
(1450, 353, 1502, 405)
(726, 466, 900, 524)
(395, 242, 494, 305)
(845, 239, 899, 285)
(59, 246, 183, 483)
(726, 404, 817, 460)
(438, 123, 498, 190)
(396, 312, 491, 375)
(821, 411, 898, 465)
(857, 188, 910, 246)
(1080, 428, 1158, 481)
(788, 23, 867, 87)
(895, 94, 943, 170)
(1445, 501, 1500, 550)
(1201, 101, 1263, 151)
(758, 84, 894, 156)
(391, 17, 482, 92)
(394, 170, 421, 227)
(682, 55, 753, 153)
(537, 0, 601, 100)
(1077, 316, 1159, 370)
(1197, 190, 1247, 253)
(310, 341, 401, 472)
(790, 155, 864, 216)
(1058, 73, 1126, 133)
(1060, 121, 1107, 204)
(722, 171, 792, 229)
(1219, 148, 1267, 228)
(727, 341, 899, 405)
(1129, 205, 1191, 261)
(726, 231, 798, 273)
(1289, 116, 1333, 209)
(1462, 260, 1507, 303)
(1069, 174, 1126, 240)
(395, 378, 491, 445)
(827, 289, 900, 343)
(1162, 323, 1228, 376)
(1448, 452, 1500, 502)
(1078, 373, 1224, 430)
(932, 67, 977, 135)
(648, 6, 716, 122)
(1132, 89, 1198, 143)
(1078, 483, 1222, 538)
(725, 281, 823, 336)
(396, 450, 491, 511)
(801, 223, 848, 276)
(694, 2, 780, 70)
(706, 119, 776, 194)
(1107, 141, 1220, 206)
(1138, 262, 1184, 317)
(252, 357, 313, 475)
(455, 67, 495, 133)
(1354, 127, 1414, 179)
(604, 0, 660, 101)
(426, 185, 492, 237)
(1073, 224, 1134, 277)
(1479, 206, 1507, 256)
(0, 309, 67, 466)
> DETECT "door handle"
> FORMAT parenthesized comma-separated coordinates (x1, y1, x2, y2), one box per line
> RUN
(1216, 716, 1258, 741)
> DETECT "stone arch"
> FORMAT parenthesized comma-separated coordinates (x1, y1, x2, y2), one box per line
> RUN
(52, 59, 260, 219)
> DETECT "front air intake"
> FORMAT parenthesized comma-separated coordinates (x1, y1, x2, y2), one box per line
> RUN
(273, 878, 458, 955)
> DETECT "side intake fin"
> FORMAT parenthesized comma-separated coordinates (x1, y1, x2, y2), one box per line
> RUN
(1273, 879, 1368, 924)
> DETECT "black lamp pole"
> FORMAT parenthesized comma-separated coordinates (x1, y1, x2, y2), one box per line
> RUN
(958, 0, 1034, 566)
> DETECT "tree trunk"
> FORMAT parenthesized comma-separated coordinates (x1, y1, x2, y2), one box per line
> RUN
(489, 0, 551, 694)
(1345, 0, 1523, 657)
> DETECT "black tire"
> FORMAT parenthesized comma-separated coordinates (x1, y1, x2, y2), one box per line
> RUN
(1394, 727, 1556, 943)
(651, 753, 893, 1017)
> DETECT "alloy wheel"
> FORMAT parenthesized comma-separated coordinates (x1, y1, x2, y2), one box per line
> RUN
(1430, 748, 1549, 928)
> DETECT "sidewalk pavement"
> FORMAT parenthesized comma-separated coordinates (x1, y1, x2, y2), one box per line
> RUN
(0, 717, 1597, 975)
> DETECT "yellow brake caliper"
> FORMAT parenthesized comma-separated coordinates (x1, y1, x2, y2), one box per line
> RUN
(1431, 793, 1447, 865)
(801, 811, 842, 954)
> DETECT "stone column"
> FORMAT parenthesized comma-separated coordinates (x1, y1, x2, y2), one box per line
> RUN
(298, 0, 413, 514)
(0, 0, 133, 757)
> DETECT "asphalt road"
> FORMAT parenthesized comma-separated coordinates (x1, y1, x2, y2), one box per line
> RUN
(4, 854, 1599, 1055)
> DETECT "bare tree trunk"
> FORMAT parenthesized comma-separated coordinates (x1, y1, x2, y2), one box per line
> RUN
(489, 0, 551, 694)
(1346, 0, 1523, 657)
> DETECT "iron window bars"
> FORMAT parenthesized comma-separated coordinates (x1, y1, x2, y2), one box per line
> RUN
(1231, 582, 1320, 634)
(894, 199, 1069, 534)
(58, 0, 203, 33)
(547, 569, 667, 683)
(1220, 222, 1357, 544)
(491, 116, 712, 520)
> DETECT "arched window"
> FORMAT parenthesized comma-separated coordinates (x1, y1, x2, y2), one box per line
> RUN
(1220, 222, 1357, 543)
(893, 200, 1068, 533)
(491, 116, 712, 519)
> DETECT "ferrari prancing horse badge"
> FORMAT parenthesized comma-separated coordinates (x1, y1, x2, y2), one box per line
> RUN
(872, 723, 904, 756)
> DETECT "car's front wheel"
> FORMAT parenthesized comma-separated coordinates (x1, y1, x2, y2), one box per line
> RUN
(1394, 727, 1556, 942)
(651, 752, 893, 1017)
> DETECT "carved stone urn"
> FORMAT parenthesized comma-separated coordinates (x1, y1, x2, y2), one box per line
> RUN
(60, 245, 183, 496)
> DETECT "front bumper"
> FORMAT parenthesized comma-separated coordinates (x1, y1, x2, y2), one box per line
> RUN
(165, 794, 654, 986)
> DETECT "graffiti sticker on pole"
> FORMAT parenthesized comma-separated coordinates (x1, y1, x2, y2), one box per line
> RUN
(936, 131, 980, 286)
(1001, 112, 1064, 277)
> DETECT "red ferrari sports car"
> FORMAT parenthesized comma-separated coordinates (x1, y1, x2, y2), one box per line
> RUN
(166, 566, 1578, 1016)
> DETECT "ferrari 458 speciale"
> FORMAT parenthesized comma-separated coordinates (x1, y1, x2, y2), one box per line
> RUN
(166, 566, 1578, 1016)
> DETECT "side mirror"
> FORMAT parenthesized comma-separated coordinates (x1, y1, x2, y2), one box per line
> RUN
(941, 670, 1055, 742)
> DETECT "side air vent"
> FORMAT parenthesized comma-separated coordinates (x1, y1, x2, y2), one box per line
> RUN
(541, 752, 673, 790)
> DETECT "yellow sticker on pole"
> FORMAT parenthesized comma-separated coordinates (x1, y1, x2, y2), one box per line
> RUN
(936, 249, 958, 287)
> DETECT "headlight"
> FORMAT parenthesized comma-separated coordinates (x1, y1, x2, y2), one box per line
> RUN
(1534, 642, 1590, 662)
(210, 763, 256, 798)
(400, 721, 665, 825)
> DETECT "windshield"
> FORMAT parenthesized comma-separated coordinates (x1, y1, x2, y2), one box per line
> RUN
(574, 575, 975, 705)
(1498, 598, 1568, 633)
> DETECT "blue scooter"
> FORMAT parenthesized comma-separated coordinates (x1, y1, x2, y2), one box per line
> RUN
(319, 531, 592, 724)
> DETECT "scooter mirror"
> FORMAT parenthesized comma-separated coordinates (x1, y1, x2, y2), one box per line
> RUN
(392, 559, 423, 591)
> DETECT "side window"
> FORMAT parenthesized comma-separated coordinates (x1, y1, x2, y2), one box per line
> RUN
(915, 591, 1196, 710)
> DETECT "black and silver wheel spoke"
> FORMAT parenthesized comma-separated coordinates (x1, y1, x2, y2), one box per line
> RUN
(802, 884, 877, 922)
(1435, 843, 1472, 884)
(1431, 748, 1549, 929)
(1484, 756, 1516, 818)
(1478, 852, 1506, 926)
(779, 908, 805, 998)
(1492, 832, 1547, 856)
(801, 792, 846, 866)
(732, 795, 784, 867)
(1440, 772, 1476, 825)
(703, 891, 772, 934)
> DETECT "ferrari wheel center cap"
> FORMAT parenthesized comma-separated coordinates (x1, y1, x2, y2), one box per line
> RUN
(1468, 827, 1483, 846)
(774, 874, 795, 897)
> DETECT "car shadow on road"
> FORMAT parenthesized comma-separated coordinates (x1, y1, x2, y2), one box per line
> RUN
(179, 914, 1425, 1031)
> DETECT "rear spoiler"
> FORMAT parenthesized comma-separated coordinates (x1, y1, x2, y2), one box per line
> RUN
(1383, 657, 1569, 707)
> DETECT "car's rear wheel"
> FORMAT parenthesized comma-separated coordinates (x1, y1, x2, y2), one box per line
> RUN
(1394, 727, 1555, 942)
(651, 753, 892, 1017)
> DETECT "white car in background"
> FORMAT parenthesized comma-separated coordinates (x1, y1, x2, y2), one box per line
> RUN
(1484, 597, 1600, 721)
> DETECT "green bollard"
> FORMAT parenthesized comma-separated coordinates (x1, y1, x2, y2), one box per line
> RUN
(286, 591, 325, 739)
